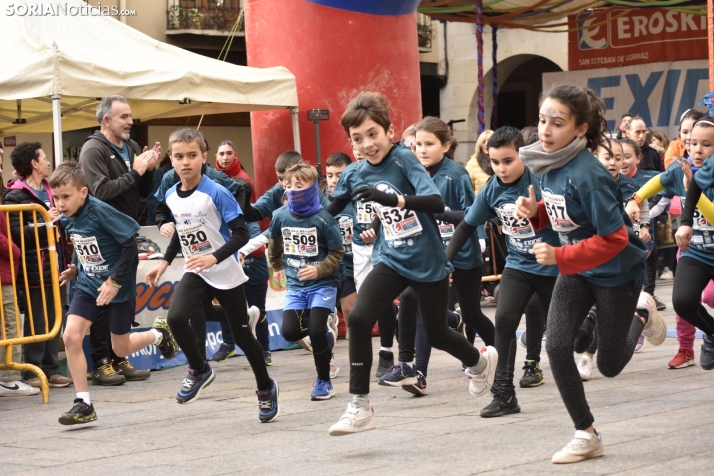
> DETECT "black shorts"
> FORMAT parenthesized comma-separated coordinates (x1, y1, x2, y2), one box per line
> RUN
(340, 277, 357, 299)
(68, 289, 136, 335)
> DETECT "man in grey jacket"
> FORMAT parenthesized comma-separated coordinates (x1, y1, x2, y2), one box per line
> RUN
(78, 95, 160, 385)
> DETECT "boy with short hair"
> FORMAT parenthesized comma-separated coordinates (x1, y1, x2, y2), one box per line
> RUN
(145, 129, 279, 421)
(51, 162, 178, 425)
(269, 163, 344, 400)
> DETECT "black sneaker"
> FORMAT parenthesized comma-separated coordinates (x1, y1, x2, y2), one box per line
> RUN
(375, 350, 394, 378)
(91, 357, 126, 386)
(701, 334, 714, 371)
(653, 295, 666, 311)
(574, 307, 596, 354)
(480, 390, 521, 418)
(264, 351, 273, 366)
(153, 316, 178, 360)
(176, 364, 215, 404)
(257, 380, 279, 423)
(211, 343, 236, 362)
(378, 362, 417, 387)
(519, 360, 544, 388)
(402, 370, 427, 396)
(58, 398, 98, 425)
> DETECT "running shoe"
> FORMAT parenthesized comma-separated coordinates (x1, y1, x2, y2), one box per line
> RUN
(329, 402, 375, 436)
(212, 342, 236, 362)
(653, 295, 666, 311)
(329, 354, 340, 379)
(577, 355, 593, 381)
(310, 379, 335, 401)
(519, 360, 544, 388)
(298, 337, 313, 352)
(153, 316, 178, 360)
(264, 351, 273, 366)
(402, 370, 427, 396)
(58, 398, 97, 425)
(634, 334, 647, 353)
(517, 331, 527, 349)
(454, 307, 466, 337)
(638, 293, 666, 346)
(378, 361, 417, 387)
(176, 364, 215, 404)
(114, 359, 149, 381)
(375, 350, 394, 378)
(257, 380, 280, 422)
(327, 313, 338, 349)
(668, 348, 695, 369)
(248, 306, 260, 338)
(465, 346, 498, 396)
(573, 308, 596, 354)
(701, 334, 714, 371)
(480, 389, 521, 418)
(659, 267, 673, 280)
(0, 381, 39, 397)
(552, 430, 604, 464)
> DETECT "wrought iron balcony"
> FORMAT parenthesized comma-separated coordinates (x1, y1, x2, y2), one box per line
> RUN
(166, 0, 243, 36)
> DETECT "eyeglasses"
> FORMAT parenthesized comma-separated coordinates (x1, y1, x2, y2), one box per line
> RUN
(36, 156, 49, 162)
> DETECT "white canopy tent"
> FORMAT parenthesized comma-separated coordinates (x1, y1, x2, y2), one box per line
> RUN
(0, 0, 300, 166)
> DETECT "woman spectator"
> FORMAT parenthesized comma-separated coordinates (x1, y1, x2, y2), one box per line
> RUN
(466, 129, 494, 194)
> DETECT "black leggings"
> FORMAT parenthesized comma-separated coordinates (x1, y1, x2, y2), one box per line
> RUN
(348, 263, 480, 395)
(167, 273, 272, 391)
(378, 304, 397, 349)
(524, 293, 547, 362)
(672, 256, 714, 336)
(547, 275, 642, 430)
(494, 268, 555, 390)
(282, 306, 332, 381)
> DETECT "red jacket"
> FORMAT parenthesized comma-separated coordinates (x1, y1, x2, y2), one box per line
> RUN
(0, 212, 21, 285)
(215, 160, 257, 202)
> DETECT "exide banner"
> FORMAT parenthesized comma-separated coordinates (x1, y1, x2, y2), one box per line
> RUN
(569, 8, 709, 71)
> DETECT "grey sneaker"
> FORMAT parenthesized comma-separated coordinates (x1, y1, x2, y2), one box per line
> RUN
(552, 430, 604, 464)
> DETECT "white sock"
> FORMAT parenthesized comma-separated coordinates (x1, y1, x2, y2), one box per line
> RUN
(150, 328, 163, 344)
(470, 355, 486, 374)
(77, 392, 91, 405)
(380, 347, 392, 353)
(352, 394, 370, 410)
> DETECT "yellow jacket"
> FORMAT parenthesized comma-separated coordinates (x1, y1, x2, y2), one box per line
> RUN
(466, 156, 492, 194)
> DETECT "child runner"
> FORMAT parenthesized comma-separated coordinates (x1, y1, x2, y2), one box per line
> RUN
(326, 92, 497, 435)
(269, 163, 344, 400)
(52, 163, 178, 425)
(447, 126, 561, 416)
(144, 129, 278, 421)
(379, 116, 495, 395)
(514, 85, 665, 463)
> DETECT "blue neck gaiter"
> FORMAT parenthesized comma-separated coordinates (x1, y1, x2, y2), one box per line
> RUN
(689, 156, 702, 172)
(287, 182, 322, 216)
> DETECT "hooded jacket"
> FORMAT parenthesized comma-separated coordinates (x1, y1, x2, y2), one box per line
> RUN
(215, 159, 257, 202)
(78, 131, 153, 222)
(3, 179, 70, 286)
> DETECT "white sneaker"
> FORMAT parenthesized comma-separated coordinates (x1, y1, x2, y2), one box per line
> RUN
(659, 267, 673, 280)
(298, 336, 313, 353)
(552, 430, 604, 464)
(330, 354, 340, 379)
(637, 292, 666, 346)
(328, 402, 375, 436)
(464, 346, 498, 396)
(577, 355, 593, 381)
(327, 313, 338, 349)
(0, 381, 40, 397)
(247, 305, 261, 338)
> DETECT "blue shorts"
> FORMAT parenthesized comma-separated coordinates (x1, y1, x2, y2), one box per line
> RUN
(340, 277, 357, 298)
(284, 286, 337, 311)
(68, 289, 136, 335)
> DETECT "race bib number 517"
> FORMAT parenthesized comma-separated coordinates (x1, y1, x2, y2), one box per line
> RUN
(542, 191, 579, 233)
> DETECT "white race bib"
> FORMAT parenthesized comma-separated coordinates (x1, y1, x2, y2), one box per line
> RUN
(282, 227, 319, 257)
(177, 223, 214, 256)
(543, 191, 579, 233)
(681, 196, 714, 231)
(436, 206, 454, 239)
(72, 235, 105, 267)
(377, 205, 423, 240)
(356, 201, 378, 224)
(339, 216, 354, 246)
(495, 203, 536, 238)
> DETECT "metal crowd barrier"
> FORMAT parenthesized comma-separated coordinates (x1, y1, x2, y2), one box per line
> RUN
(0, 204, 63, 403)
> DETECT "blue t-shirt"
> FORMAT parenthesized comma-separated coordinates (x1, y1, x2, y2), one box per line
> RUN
(109, 140, 131, 172)
(333, 143, 453, 282)
(538, 148, 647, 287)
(244, 221, 269, 285)
(269, 207, 343, 290)
(431, 159, 482, 270)
(31, 186, 51, 209)
(629, 169, 659, 251)
(465, 168, 559, 276)
(337, 162, 375, 248)
(60, 196, 140, 303)
(335, 200, 355, 278)
(254, 182, 331, 221)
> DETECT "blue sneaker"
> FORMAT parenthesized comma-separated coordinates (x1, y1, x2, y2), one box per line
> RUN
(256, 380, 279, 422)
(310, 379, 335, 401)
(176, 364, 215, 404)
(378, 362, 417, 387)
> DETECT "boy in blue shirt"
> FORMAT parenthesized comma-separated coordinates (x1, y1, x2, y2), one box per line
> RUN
(51, 162, 178, 425)
(269, 163, 344, 400)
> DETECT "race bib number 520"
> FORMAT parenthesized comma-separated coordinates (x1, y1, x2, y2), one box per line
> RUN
(178, 223, 214, 256)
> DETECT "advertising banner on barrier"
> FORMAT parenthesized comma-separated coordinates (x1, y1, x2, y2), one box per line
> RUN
(569, 8, 709, 71)
(543, 60, 710, 139)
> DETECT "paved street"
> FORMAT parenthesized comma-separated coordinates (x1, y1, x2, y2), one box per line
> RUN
(2, 279, 713, 475)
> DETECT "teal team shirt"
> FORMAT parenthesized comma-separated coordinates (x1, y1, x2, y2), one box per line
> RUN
(430, 158, 482, 270)
(334, 199, 356, 278)
(269, 207, 344, 290)
(538, 148, 647, 287)
(60, 196, 140, 302)
(333, 142, 453, 282)
(244, 221, 269, 284)
(465, 167, 559, 276)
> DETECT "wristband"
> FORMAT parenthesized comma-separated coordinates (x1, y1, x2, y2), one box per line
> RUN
(633, 194, 643, 207)
(109, 277, 122, 289)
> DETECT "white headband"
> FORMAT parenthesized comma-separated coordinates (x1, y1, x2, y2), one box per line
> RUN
(694, 120, 714, 127)
(680, 109, 692, 122)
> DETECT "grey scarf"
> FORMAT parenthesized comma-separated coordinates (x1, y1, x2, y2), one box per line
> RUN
(519, 136, 587, 175)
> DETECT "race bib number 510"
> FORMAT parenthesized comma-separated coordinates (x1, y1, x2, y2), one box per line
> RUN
(72, 235, 105, 267)
(542, 191, 579, 233)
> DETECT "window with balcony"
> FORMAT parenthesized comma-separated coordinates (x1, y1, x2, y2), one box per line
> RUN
(167, 0, 243, 36)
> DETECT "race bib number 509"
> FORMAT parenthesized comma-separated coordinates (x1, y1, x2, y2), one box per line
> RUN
(282, 227, 319, 257)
